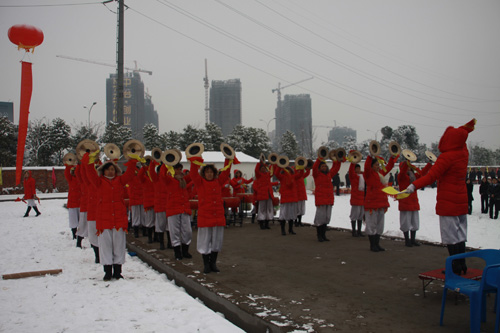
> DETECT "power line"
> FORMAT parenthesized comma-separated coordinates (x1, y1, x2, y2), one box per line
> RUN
(0, 1, 102, 7)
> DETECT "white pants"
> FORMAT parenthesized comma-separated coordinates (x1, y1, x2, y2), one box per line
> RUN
(279, 202, 297, 221)
(297, 200, 306, 216)
(168, 213, 192, 247)
(364, 208, 385, 236)
(87, 220, 98, 247)
(98, 229, 126, 265)
(350, 205, 364, 221)
(155, 211, 167, 233)
(77, 211, 88, 237)
(68, 208, 80, 229)
(439, 215, 467, 245)
(197, 226, 224, 255)
(257, 199, 274, 221)
(399, 211, 420, 232)
(130, 205, 144, 227)
(144, 209, 155, 228)
(314, 205, 332, 226)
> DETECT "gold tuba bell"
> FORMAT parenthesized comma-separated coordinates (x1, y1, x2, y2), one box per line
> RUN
(268, 152, 279, 165)
(277, 155, 289, 169)
(185, 143, 204, 159)
(103, 143, 121, 160)
(76, 139, 100, 161)
(347, 150, 362, 164)
(388, 141, 401, 157)
(161, 149, 181, 166)
(123, 139, 146, 161)
(295, 156, 307, 169)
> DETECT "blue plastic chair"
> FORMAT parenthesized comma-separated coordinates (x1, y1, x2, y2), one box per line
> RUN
(440, 249, 500, 333)
(484, 263, 500, 333)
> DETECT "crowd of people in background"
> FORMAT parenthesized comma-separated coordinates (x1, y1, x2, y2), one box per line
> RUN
(468, 168, 500, 219)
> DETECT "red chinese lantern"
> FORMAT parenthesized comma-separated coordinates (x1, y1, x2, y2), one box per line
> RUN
(8, 24, 44, 53)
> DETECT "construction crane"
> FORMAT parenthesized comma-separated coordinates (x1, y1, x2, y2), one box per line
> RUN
(271, 76, 314, 107)
(203, 59, 209, 124)
(56, 55, 153, 75)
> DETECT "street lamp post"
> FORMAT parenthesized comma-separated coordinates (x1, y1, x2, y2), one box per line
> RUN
(259, 117, 276, 136)
(84, 102, 97, 128)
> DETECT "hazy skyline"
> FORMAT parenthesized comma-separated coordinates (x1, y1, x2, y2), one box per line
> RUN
(1, 0, 499, 150)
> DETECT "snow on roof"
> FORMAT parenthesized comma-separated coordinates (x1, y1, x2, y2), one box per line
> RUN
(145, 151, 259, 163)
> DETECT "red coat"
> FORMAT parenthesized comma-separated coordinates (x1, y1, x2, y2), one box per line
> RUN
(312, 159, 341, 206)
(412, 124, 471, 216)
(149, 162, 167, 213)
(80, 163, 99, 221)
(363, 155, 396, 210)
(253, 163, 277, 201)
(230, 174, 253, 194)
(83, 155, 137, 232)
(398, 162, 432, 211)
(221, 178, 232, 197)
(275, 167, 303, 204)
(23, 171, 36, 199)
(295, 168, 310, 202)
(160, 166, 191, 217)
(75, 165, 88, 213)
(64, 166, 81, 208)
(127, 170, 144, 206)
(140, 165, 155, 210)
(348, 163, 364, 206)
(190, 158, 231, 228)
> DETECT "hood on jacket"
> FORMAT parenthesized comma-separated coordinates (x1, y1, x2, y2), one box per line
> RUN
(438, 119, 476, 153)
(97, 160, 123, 177)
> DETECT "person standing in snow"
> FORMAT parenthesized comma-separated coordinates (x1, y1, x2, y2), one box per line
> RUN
(22, 170, 41, 217)
(253, 161, 279, 230)
(294, 163, 310, 227)
(466, 178, 474, 215)
(488, 178, 500, 219)
(348, 161, 365, 237)
(479, 176, 489, 214)
(64, 165, 80, 240)
(80, 162, 101, 263)
(403, 119, 476, 275)
(82, 152, 139, 281)
(275, 165, 304, 236)
(127, 166, 145, 238)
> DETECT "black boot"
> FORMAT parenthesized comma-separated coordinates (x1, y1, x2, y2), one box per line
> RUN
(181, 244, 192, 259)
(210, 252, 220, 272)
(375, 235, 385, 251)
(448, 243, 462, 275)
(113, 264, 123, 279)
(410, 230, 420, 246)
(71, 228, 77, 240)
(158, 232, 165, 250)
(202, 254, 211, 273)
(322, 225, 330, 241)
(457, 241, 467, 275)
(166, 231, 173, 249)
(142, 226, 148, 237)
(76, 236, 83, 248)
(264, 220, 271, 229)
(369, 235, 379, 252)
(351, 221, 357, 237)
(23, 206, 32, 217)
(147, 228, 153, 244)
(92, 245, 100, 264)
(404, 231, 412, 247)
(133, 226, 139, 238)
(259, 221, 265, 230)
(103, 265, 113, 281)
(317, 226, 324, 242)
(251, 213, 256, 223)
(298, 215, 303, 227)
(33, 206, 41, 217)
(288, 221, 296, 235)
(173, 246, 183, 260)
(280, 221, 286, 235)
(294, 218, 299, 227)
(357, 220, 364, 237)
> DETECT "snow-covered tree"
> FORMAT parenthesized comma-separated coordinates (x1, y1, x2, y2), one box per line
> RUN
(279, 130, 300, 159)
(0, 116, 17, 167)
(343, 135, 358, 152)
(143, 123, 160, 150)
(226, 125, 270, 158)
(204, 123, 224, 151)
(49, 118, 72, 165)
(159, 130, 181, 150)
(70, 122, 100, 149)
(179, 125, 205, 150)
(101, 121, 132, 149)
(392, 125, 419, 151)
(470, 145, 493, 165)
(26, 119, 56, 166)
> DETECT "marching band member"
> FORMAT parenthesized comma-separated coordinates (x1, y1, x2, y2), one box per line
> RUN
(397, 157, 431, 247)
(312, 157, 341, 242)
(161, 163, 193, 260)
(253, 162, 278, 230)
(64, 164, 80, 240)
(150, 161, 169, 250)
(82, 151, 139, 281)
(188, 154, 232, 274)
(139, 160, 155, 241)
(294, 164, 310, 227)
(127, 166, 145, 238)
(80, 161, 101, 263)
(74, 166, 88, 248)
(364, 153, 397, 252)
(348, 161, 365, 237)
(275, 165, 303, 236)
(403, 119, 476, 274)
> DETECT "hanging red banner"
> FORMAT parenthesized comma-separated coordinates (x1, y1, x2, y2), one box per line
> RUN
(15, 61, 33, 185)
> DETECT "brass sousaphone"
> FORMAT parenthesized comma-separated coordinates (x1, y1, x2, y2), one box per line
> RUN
(317, 146, 329, 160)
(268, 152, 279, 165)
(220, 143, 235, 160)
(161, 149, 181, 166)
(151, 147, 163, 163)
(63, 152, 78, 166)
(369, 140, 381, 156)
(76, 139, 100, 161)
(123, 139, 146, 160)
(388, 141, 401, 157)
(347, 150, 363, 164)
(185, 143, 204, 159)
(103, 143, 121, 160)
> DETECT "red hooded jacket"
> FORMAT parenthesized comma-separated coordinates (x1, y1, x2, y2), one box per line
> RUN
(127, 168, 144, 207)
(23, 171, 36, 200)
(363, 155, 396, 210)
(412, 121, 474, 216)
(139, 164, 155, 210)
(64, 165, 81, 208)
(253, 163, 277, 201)
(75, 165, 88, 213)
(398, 161, 432, 211)
(160, 165, 192, 217)
(295, 168, 310, 202)
(275, 167, 303, 204)
(348, 163, 364, 206)
(230, 170, 253, 194)
(312, 159, 341, 206)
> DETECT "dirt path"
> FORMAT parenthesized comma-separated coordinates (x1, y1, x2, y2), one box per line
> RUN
(127, 220, 496, 332)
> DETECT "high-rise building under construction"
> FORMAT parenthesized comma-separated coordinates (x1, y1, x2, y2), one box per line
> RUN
(275, 94, 313, 156)
(209, 79, 241, 136)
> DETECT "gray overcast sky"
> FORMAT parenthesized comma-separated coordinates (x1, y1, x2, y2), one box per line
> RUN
(1, 0, 499, 150)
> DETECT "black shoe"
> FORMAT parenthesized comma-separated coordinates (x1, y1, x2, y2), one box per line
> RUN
(71, 228, 77, 240)
(181, 244, 192, 259)
(166, 231, 173, 249)
(264, 220, 271, 229)
(322, 225, 330, 241)
(92, 245, 100, 264)
(411, 231, 420, 246)
(369, 235, 379, 252)
(23, 206, 32, 217)
(351, 221, 357, 237)
(142, 226, 148, 237)
(112, 264, 123, 279)
(375, 235, 385, 251)
(288, 221, 296, 235)
(147, 228, 153, 244)
(317, 227, 324, 242)
(76, 236, 83, 248)
(202, 254, 211, 273)
(404, 231, 412, 247)
(103, 265, 113, 281)
(259, 221, 265, 230)
(158, 232, 165, 250)
(173, 246, 183, 260)
(34, 207, 41, 217)
(280, 221, 286, 235)
(210, 252, 220, 272)
(357, 220, 365, 237)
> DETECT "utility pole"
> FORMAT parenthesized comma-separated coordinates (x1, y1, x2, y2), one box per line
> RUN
(116, 0, 125, 125)
(204, 59, 209, 124)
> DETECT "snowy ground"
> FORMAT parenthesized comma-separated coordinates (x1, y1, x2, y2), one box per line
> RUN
(0, 187, 498, 332)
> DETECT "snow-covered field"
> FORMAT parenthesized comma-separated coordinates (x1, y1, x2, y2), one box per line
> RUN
(0, 187, 498, 332)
